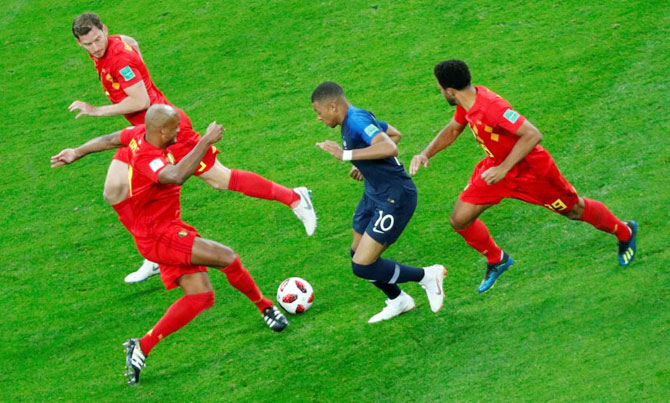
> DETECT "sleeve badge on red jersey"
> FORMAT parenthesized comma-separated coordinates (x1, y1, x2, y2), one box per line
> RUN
(149, 158, 165, 172)
(119, 65, 136, 81)
(503, 109, 520, 124)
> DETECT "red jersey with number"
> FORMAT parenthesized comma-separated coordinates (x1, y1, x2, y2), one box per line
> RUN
(119, 125, 181, 238)
(455, 86, 579, 212)
(454, 85, 551, 175)
(91, 35, 168, 125)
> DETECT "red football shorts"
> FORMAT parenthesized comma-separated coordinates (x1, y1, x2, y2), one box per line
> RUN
(133, 220, 208, 290)
(112, 107, 220, 175)
(168, 107, 220, 176)
(460, 153, 579, 214)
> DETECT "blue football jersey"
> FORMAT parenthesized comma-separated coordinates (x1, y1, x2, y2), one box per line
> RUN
(341, 105, 415, 202)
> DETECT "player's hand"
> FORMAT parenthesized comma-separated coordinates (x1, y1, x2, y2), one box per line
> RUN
(316, 140, 343, 160)
(481, 165, 509, 185)
(69, 101, 99, 119)
(203, 121, 224, 144)
(410, 154, 429, 175)
(50, 148, 79, 168)
(349, 166, 364, 181)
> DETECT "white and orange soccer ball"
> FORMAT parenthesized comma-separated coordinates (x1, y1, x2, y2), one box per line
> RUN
(276, 277, 314, 314)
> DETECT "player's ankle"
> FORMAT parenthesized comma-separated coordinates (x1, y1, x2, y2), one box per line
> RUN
(289, 191, 301, 208)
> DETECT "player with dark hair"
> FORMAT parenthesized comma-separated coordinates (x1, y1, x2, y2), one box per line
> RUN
(51, 105, 289, 385)
(68, 13, 316, 283)
(410, 59, 638, 293)
(312, 81, 446, 323)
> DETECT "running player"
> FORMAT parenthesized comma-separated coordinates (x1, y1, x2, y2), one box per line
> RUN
(312, 82, 445, 323)
(51, 105, 289, 385)
(410, 60, 638, 293)
(70, 13, 316, 283)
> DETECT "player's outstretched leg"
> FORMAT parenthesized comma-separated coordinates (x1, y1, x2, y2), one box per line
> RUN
(225, 169, 317, 236)
(123, 338, 146, 386)
(220, 257, 289, 332)
(368, 291, 416, 324)
(478, 251, 514, 293)
(419, 264, 447, 312)
(192, 238, 289, 331)
(124, 259, 160, 284)
(618, 220, 638, 266)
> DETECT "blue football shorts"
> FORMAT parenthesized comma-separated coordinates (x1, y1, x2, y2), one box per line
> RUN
(352, 189, 417, 246)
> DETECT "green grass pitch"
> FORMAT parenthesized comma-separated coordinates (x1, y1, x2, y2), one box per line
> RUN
(1, 0, 669, 401)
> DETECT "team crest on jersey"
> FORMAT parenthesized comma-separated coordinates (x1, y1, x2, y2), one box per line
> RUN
(503, 109, 520, 124)
(364, 124, 379, 137)
(119, 65, 136, 81)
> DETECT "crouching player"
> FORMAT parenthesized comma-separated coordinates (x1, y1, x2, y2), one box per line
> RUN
(51, 105, 288, 385)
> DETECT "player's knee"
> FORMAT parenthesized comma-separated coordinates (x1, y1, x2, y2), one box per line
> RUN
(217, 248, 237, 267)
(194, 290, 216, 311)
(565, 209, 581, 220)
(202, 290, 215, 310)
(202, 165, 231, 191)
(565, 198, 585, 220)
(449, 213, 469, 230)
(208, 178, 228, 191)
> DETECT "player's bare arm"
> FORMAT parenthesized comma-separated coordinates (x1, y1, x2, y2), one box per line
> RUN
(50, 130, 123, 168)
(385, 124, 402, 144)
(316, 132, 397, 161)
(69, 81, 150, 119)
(480, 119, 543, 185)
(119, 35, 143, 60)
(410, 118, 466, 175)
(158, 122, 224, 185)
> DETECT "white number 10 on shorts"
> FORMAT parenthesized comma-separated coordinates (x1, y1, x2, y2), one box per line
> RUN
(373, 210, 395, 234)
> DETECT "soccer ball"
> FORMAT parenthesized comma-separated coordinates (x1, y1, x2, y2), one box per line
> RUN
(276, 277, 314, 314)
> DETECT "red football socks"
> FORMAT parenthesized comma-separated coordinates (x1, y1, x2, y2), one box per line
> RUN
(221, 257, 273, 312)
(227, 169, 299, 208)
(580, 198, 631, 242)
(140, 291, 215, 356)
(454, 219, 503, 263)
(111, 198, 134, 232)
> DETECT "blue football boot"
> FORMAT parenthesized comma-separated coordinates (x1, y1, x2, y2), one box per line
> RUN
(478, 251, 514, 293)
(618, 220, 638, 267)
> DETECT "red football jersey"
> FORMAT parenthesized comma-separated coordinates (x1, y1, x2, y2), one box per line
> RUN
(454, 85, 549, 171)
(119, 125, 182, 238)
(91, 35, 169, 125)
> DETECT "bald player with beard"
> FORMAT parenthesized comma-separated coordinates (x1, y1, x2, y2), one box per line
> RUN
(51, 105, 289, 385)
(68, 12, 316, 284)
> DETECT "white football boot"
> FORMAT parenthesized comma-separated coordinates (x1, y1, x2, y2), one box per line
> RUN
(292, 187, 317, 236)
(419, 264, 447, 313)
(368, 291, 416, 324)
(124, 259, 160, 284)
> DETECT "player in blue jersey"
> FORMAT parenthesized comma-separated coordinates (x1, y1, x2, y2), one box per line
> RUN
(312, 81, 446, 323)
